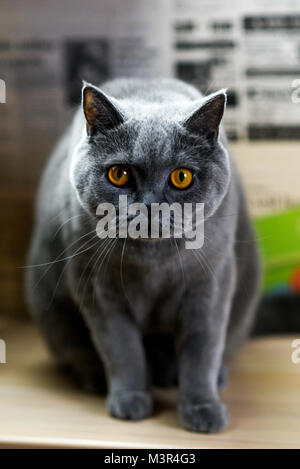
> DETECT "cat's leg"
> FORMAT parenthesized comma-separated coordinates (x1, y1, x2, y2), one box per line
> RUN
(225, 208, 261, 355)
(26, 261, 106, 393)
(226, 239, 261, 356)
(177, 260, 236, 433)
(217, 364, 228, 391)
(144, 334, 224, 389)
(80, 285, 152, 421)
(144, 333, 177, 387)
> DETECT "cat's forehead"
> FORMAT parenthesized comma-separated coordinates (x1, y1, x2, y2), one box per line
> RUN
(114, 117, 205, 171)
(128, 118, 182, 167)
(97, 118, 183, 171)
(121, 99, 191, 122)
(118, 100, 207, 166)
(89, 94, 217, 169)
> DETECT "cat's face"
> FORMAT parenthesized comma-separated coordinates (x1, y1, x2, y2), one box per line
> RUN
(71, 82, 230, 238)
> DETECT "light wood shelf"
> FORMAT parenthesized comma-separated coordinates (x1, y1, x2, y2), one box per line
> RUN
(0, 320, 300, 448)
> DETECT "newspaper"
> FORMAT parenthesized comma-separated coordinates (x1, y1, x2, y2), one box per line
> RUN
(242, 0, 300, 140)
(172, 0, 244, 139)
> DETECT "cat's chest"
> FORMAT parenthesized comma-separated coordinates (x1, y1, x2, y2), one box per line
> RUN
(111, 260, 184, 332)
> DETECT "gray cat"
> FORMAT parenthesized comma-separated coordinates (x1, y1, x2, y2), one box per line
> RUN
(26, 78, 260, 433)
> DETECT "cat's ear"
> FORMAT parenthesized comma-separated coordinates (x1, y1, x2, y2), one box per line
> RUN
(82, 83, 124, 135)
(183, 89, 227, 140)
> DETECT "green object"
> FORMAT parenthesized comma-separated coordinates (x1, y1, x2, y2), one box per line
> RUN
(253, 206, 300, 293)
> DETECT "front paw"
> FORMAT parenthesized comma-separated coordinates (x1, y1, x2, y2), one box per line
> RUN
(107, 390, 153, 421)
(179, 398, 228, 433)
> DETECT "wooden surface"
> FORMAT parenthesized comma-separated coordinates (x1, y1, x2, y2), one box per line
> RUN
(0, 320, 300, 448)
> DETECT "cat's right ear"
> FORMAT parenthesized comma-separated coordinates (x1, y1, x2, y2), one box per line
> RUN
(82, 83, 124, 136)
(183, 90, 227, 141)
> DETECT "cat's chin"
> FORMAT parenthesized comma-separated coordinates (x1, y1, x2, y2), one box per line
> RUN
(126, 235, 180, 246)
(127, 235, 164, 243)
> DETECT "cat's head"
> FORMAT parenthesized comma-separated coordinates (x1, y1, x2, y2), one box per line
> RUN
(71, 81, 230, 238)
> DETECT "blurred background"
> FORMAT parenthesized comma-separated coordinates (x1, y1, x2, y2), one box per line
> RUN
(1, 0, 300, 322)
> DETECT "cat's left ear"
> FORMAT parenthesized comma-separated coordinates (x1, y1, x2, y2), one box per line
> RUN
(82, 82, 124, 135)
(183, 89, 227, 141)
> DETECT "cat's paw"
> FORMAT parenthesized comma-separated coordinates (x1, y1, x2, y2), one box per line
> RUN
(107, 390, 153, 421)
(178, 398, 229, 433)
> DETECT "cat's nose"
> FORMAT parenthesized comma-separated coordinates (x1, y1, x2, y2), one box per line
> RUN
(141, 191, 157, 208)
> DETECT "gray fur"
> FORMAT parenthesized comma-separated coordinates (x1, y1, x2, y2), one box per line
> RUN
(26, 78, 260, 433)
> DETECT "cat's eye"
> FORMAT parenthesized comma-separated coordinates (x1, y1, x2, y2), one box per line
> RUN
(108, 165, 130, 187)
(170, 168, 193, 189)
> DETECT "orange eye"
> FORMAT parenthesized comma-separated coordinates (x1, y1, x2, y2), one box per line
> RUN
(170, 168, 193, 189)
(108, 166, 130, 187)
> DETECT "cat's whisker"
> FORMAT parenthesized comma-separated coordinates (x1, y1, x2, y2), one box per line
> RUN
(120, 238, 127, 296)
(101, 238, 118, 285)
(26, 220, 116, 274)
(77, 237, 112, 301)
(201, 250, 216, 280)
(120, 238, 135, 311)
(201, 235, 223, 256)
(192, 248, 216, 280)
(80, 237, 117, 311)
(78, 220, 119, 289)
(79, 240, 111, 309)
(172, 238, 186, 290)
(46, 234, 102, 310)
(52, 213, 85, 239)
(30, 231, 100, 293)
(79, 237, 115, 310)
(21, 228, 97, 268)
(191, 248, 204, 271)
(47, 208, 68, 227)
